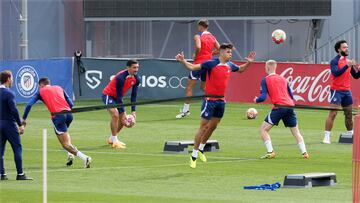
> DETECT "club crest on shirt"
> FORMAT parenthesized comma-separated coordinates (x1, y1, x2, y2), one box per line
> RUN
(16, 65, 39, 98)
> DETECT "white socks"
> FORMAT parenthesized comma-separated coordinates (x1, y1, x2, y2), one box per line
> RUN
(298, 141, 307, 154)
(192, 149, 198, 158)
(76, 151, 88, 161)
(111, 135, 118, 143)
(199, 143, 205, 151)
(183, 103, 190, 113)
(264, 140, 273, 153)
(324, 131, 331, 139)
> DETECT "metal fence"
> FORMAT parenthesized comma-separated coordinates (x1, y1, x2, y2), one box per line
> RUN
(304, 23, 360, 63)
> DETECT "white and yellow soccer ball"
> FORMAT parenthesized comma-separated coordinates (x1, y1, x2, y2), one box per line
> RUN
(125, 114, 136, 128)
(271, 29, 286, 44)
(246, 108, 258, 119)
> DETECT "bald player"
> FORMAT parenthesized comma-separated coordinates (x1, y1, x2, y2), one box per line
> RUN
(254, 60, 309, 159)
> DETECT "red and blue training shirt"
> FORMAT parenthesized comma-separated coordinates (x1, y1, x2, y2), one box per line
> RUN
(255, 73, 294, 106)
(103, 69, 140, 112)
(23, 85, 73, 119)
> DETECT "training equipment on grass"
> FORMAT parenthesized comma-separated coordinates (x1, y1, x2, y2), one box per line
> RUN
(246, 108, 258, 119)
(283, 173, 337, 188)
(352, 115, 360, 202)
(163, 140, 219, 154)
(271, 29, 286, 44)
(55, 95, 223, 115)
(243, 182, 281, 191)
(339, 133, 353, 144)
(125, 114, 135, 128)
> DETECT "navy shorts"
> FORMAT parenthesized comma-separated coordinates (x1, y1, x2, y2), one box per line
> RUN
(102, 94, 124, 113)
(52, 113, 73, 135)
(329, 90, 353, 107)
(188, 70, 206, 81)
(264, 108, 297, 127)
(201, 100, 225, 120)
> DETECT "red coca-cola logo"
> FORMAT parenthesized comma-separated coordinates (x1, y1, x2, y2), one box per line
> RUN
(280, 67, 331, 103)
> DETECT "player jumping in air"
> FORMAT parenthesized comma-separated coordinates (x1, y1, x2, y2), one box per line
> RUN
(176, 43, 256, 168)
(254, 60, 309, 159)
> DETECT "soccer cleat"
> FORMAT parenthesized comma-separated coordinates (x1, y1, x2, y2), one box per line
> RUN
(189, 156, 197, 169)
(16, 173, 33, 180)
(322, 137, 331, 144)
(302, 152, 309, 159)
(66, 154, 75, 166)
(176, 111, 190, 119)
(260, 151, 276, 159)
(198, 151, 207, 162)
(85, 157, 92, 168)
(112, 140, 127, 149)
(1, 174, 8, 180)
(107, 137, 113, 145)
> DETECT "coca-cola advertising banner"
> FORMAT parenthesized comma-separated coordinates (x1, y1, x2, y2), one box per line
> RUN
(226, 62, 360, 106)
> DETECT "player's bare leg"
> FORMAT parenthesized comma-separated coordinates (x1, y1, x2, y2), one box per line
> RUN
(176, 79, 197, 119)
(199, 117, 221, 146)
(260, 122, 276, 159)
(289, 126, 309, 158)
(106, 108, 125, 148)
(57, 132, 91, 168)
(190, 119, 208, 168)
(343, 105, 353, 131)
(324, 105, 339, 144)
(197, 118, 221, 162)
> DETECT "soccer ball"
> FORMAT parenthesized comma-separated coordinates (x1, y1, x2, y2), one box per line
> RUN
(246, 108, 258, 119)
(125, 114, 136, 128)
(271, 29, 286, 44)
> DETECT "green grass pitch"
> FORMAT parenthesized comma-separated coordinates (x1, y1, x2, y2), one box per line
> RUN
(0, 100, 353, 202)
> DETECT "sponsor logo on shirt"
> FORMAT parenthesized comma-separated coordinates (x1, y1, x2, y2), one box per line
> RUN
(16, 65, 39, 98)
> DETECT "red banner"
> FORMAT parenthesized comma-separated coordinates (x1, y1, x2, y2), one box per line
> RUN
(226, 62, 360, 106)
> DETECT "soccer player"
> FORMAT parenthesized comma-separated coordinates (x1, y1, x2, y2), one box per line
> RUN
(22, 77, 91, 168)
(0, 70, 32, 180)
(176, 18, 220, 119)
(254, 60, 309, 159)
(176, 43, 256, 168)
(102, 59, 140, 148)
(323, 40, 360, 144)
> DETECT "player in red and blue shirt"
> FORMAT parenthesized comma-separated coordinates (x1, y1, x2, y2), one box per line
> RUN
(323, 40, 360, 144)
(102, 59, 140, 149)
(23, 77, 91, 168)
(254, 60, 308, 159)
(176, 19, 220, 119)
(176, 43, 256, 168)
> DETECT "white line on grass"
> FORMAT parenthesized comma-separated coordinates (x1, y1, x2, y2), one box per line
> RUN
(24, 148, 256, 161)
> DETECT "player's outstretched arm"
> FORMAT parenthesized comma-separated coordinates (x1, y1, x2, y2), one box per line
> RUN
(237, 51, 256, 73)
(175, 52, 201, 71)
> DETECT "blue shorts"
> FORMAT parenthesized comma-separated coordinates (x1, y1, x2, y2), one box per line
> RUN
(201, 100, 225, 120)
(329, 90, 353, 107)
(102, 94, 124, 113)
(264, 108, 297, 128)
(188, 70, 206, 81)
(52, 113, 73, 135)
